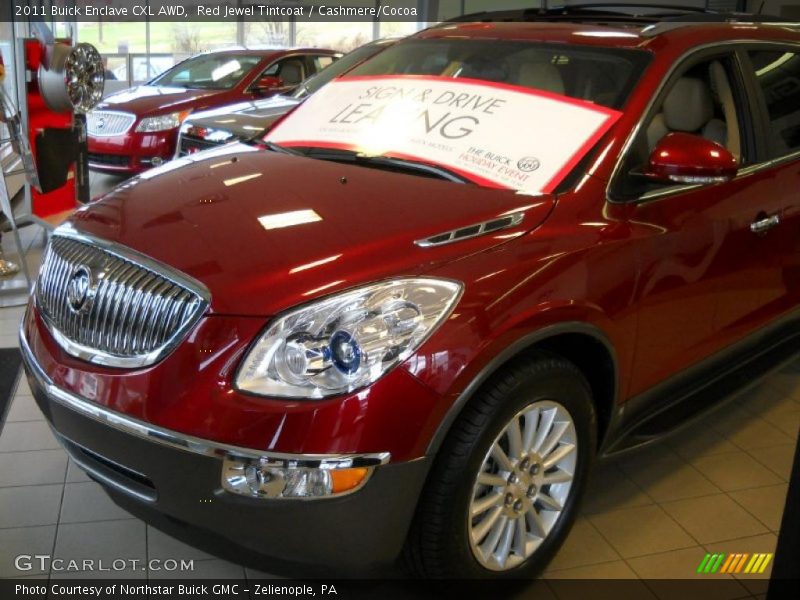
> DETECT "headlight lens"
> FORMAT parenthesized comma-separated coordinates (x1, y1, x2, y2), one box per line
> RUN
(136, 111, 188, 132)
(180, 122, 235, 143)
(235, 278, 462, 398)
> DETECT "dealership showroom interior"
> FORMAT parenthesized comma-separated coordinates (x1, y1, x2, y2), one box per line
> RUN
(0, 0, 799, 596)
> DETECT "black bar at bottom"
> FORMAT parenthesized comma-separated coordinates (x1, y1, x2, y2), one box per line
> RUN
(2, 579, 799, 600)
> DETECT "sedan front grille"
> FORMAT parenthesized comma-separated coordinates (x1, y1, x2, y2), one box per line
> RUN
(35, 234, 209, 368)
(87, 111, 136, 137)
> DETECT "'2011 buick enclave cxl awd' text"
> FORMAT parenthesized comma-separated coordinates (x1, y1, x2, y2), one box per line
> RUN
(21, 9, 800, 578)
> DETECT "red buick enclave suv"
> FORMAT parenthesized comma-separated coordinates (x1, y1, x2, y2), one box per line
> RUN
(86, 47, 339, 174)
(21, 7, 800, 579)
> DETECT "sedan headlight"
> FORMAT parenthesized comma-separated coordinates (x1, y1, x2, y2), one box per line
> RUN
(180, 122, 235, 143)
(136, 111, 188, 133)
(235, 278, 462, 398)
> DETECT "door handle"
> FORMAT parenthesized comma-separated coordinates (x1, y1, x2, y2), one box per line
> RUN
(750, 214, 781, 235)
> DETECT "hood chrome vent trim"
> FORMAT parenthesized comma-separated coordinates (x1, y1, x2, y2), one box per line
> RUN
(415, 212, 525, 248)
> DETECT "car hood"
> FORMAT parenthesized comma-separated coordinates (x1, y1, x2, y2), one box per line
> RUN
(96, 85, 226, 117)
(185, 97, 299, 139)
(68, 143, 554, 317)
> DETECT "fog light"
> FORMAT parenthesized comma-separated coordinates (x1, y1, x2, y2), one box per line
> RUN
(140, 156, 164, 167)
(222, 457, 373, 499)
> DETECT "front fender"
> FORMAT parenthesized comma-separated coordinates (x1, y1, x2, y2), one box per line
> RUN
(414, 319, 617, 458)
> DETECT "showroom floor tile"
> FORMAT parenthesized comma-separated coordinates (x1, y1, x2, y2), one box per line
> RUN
(659, 494, 769, 544)
(59, 481, 138, 524)
(53, 520, 148, 579)
(588, 504, 698, 559)
(0, 525, 57, 578)
(0, 224, 796, 594)
(689, 451, 785, 492)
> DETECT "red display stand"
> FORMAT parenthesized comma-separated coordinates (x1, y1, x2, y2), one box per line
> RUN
(24, 38, 77, 222)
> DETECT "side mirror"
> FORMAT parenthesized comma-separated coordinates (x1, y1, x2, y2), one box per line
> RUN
(253, 75, 283, 93)
(645, 132, 738, 185)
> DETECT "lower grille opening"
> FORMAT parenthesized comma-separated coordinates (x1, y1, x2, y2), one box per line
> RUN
(88, 152, 130, 167)
(61, 436, 157, 502)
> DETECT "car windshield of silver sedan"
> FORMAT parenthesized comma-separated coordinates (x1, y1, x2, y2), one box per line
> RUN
(150, 54, 263, 90)
(264, 39, 650, 195)
(292, 41, 391, 100)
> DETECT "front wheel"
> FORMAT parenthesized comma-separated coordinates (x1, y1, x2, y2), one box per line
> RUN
(406, 353, 596, 578)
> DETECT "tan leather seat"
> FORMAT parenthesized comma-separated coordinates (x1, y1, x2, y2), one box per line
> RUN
(646, 77, 715, 150)
(707, 61, 741, 159)
(455, 56, 509, 83)
(517, 62, 566, 95)
(278, 60, 304, 86)
(663, 77, 714, 132)
(702, 118, 728, 149)
(646, 113, 669, 150)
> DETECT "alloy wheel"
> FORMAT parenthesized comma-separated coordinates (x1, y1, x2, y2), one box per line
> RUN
(467, 400, 578, 571)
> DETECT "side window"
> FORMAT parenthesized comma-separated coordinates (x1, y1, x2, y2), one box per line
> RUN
(276, 57, 305, 86)
(613, 56, 745, 200)
(262, 62, 280, 76)
(260, 58, 306, 86)
(313, 55, 336, 72)
(748, 50, 800, 159)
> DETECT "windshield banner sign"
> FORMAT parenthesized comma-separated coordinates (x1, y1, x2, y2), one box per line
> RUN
(266, 75, 622, 194)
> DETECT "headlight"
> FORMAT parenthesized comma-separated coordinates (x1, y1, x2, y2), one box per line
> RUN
(180, 122, 235, 143)
(136, 111, 188, 132)
(235, 278, 462, 398)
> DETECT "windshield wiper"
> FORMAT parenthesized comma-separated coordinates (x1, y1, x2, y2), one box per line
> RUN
(301, 149, 470, 184)
(363, 155, 469, 184)
(262, 141, 303, 156)
(258, 145, 470, 184)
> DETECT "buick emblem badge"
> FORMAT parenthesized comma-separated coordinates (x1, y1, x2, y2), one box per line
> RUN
(66, 266, 94, 314)
(96, 116, 105, 130)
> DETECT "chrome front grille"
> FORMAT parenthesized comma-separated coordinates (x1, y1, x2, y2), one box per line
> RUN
(87, 111, 136, 136)
(35, 233, 209, 368)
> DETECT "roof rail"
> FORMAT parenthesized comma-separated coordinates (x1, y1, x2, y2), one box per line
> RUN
(564, 3, 708, 14)
(447, 4, 786, 26)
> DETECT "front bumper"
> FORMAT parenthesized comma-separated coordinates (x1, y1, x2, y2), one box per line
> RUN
(20, 328, 430, 571)
(88, 129, 179, 174)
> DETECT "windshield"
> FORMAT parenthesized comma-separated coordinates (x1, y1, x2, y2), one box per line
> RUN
(348, 39, 648, 109)
(266, 39, 650, 194)
(292, 41, 394, 99)
(151, 54, 263, 90)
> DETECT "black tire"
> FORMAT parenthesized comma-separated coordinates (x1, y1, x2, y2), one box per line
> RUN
(405, 351, 597, 578)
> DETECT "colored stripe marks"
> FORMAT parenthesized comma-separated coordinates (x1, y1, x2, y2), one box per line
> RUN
(697, 552, 773, 574)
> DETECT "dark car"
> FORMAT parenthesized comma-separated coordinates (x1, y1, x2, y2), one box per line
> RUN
(21, 7, 800, 579)
(176, 38, 398, 157)
(87, 48, 340, 174)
